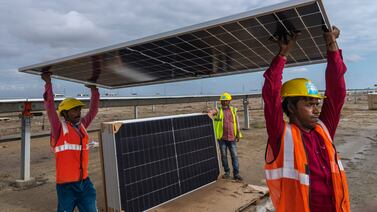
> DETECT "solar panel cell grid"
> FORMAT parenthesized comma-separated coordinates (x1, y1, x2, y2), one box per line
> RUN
(297, 2, 320, 15)
(20, 0, 331, 88)
(102, 114, 219, 211)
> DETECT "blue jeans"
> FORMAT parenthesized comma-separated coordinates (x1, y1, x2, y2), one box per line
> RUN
(56, 177, 97, 212)
(219, 140, 239, 176)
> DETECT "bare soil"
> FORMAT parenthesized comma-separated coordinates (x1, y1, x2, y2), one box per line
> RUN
(0, 94, 376, 211)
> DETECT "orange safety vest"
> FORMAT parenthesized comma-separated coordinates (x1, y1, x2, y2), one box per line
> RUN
(54, 120, 89, 184)
(265, 120, 350, 212)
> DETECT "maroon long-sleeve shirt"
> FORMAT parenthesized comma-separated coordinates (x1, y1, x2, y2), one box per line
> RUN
(43, 82, 99, 145)
(262, 50, 347, 212)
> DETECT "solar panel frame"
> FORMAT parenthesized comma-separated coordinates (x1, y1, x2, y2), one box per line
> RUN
(19, 0, 331, 89)
(101, 113, 220, 211)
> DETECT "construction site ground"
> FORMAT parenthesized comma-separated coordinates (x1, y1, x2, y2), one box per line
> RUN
(0, 93, 377, 211)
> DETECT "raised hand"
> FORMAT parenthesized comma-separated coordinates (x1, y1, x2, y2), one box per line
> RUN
(270, 32, 301, 58)
(85, 84, 97, 89)
(207, 108, 218, 119)
(324, 26, 340, 51)
(41, 71, 52, 83)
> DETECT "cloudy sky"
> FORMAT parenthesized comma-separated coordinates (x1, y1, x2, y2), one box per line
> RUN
(1, 0, 376, 98)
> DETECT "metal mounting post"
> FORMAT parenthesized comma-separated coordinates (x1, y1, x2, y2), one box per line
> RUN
(243, 96, 250, 130)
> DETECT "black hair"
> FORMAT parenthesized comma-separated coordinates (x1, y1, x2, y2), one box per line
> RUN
(61, 110, 68, 120)
(282, 96, 312, 116)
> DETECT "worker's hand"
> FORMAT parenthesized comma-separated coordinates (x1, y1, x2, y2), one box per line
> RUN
(41, 71, 52, 83)
(207, 111, 214, 119)
(324, 26, 340, 51)
(85, 84, 97, 89)
(270, 32, 301, 58)
(207, 108, 218, 119)
(236, 137, 240, 142)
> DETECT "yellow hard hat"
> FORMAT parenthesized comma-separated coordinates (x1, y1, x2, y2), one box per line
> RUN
(57, 98, 85, 115)
(281, 78, 324, 99)
(220, 92, 232, 101)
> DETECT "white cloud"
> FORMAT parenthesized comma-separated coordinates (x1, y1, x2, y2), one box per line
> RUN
(0, 69, 43, 98)
(8, 9, 107, 48)
(286, 67, 308, 74)
(324, 0, 377, 54)
(0, 45, 19, 58)
(344, 54, 364, 63)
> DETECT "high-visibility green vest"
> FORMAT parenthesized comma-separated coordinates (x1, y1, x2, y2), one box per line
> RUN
(213, 106, 242, 141)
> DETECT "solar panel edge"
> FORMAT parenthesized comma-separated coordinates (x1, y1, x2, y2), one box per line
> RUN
(101, 123, 122, 211)
(315, 0, 331, 29)
(104, 113, 206, 125)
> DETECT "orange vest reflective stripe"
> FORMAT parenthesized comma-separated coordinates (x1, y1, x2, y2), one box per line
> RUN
(265, 121, 350, 212)
(54, 120, 89, 184)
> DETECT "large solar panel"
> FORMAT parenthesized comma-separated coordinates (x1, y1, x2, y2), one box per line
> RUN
(101, 113, 219, 211)
(19, 0, 331, 88)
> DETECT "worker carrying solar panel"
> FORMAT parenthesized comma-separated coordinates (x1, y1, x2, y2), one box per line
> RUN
(208, 92, 243, 181)
(41, 71, 100, 212)
(262, 26, 350, 212)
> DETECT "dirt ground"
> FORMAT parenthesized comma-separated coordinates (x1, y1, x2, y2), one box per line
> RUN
(0, 93, 377, 211)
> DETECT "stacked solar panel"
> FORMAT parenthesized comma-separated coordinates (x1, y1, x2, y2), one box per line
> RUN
(102, 114, 219, 211)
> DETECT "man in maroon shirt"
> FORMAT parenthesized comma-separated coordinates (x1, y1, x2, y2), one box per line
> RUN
(262, 26, 350, 212)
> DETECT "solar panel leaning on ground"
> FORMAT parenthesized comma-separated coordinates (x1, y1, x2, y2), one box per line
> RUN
(101, 113, 219, 211)
(19, 0, 331, 89)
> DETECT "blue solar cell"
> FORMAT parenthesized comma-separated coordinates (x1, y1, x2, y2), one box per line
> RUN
(108, 114, 219, 211)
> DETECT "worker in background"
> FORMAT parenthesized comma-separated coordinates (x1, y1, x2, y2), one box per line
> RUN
(262, 26, 350, 211)
(41, 71, 100, 212)
(208, 92, 243, 181)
